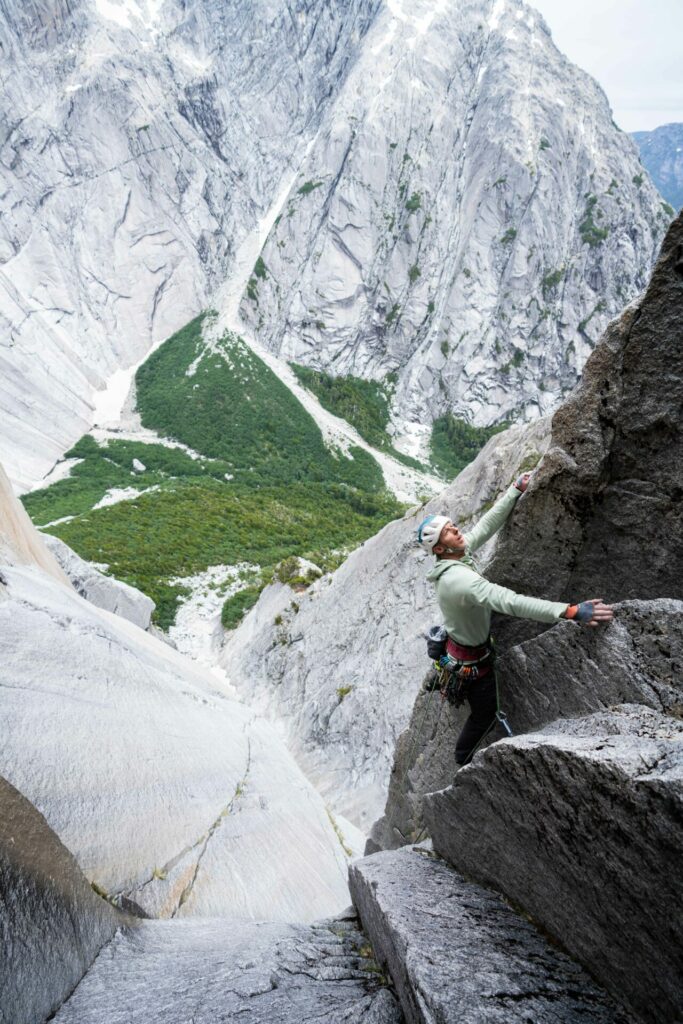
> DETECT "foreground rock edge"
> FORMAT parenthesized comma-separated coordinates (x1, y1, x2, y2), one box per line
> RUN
(423, 705, 683, 1024)
(349, 846, 630, 1024)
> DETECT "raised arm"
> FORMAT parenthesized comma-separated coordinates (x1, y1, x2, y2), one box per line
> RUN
(462, 480, 523, 553)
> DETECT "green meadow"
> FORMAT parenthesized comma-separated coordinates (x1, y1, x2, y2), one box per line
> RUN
(23, 315, 404, 629)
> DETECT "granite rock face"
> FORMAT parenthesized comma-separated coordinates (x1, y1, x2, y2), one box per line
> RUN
(349, 846, 630, 1024)
(54, 914, 402, 1024)
(424, 705, 683, 1024)
(222, 416, 550, 829)
(485, 209, 683, 646)
(0, 0, 380, 490)
(371, 212, 683, 847)
(496, 597, 683, 731)
(43, 533, 155, 629)
(240, 0, 665, 455)
(0, 774, 119, 1024)
(0, 564, 352, 922)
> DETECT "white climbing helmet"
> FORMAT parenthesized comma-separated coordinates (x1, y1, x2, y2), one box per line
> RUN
(416, 514, 451, 554)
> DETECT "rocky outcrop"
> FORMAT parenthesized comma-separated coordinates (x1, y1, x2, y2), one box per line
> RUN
(223, 416, 550, 829)
(239, 0, 665, 452)
(43, 533, 155, 629)
(0, 774, 119, 1024)
(424, 705, 683, 1024)
(53, 912, 402, 1024)
(496, 598, 683, 727)
(349, 846, 630, 1024)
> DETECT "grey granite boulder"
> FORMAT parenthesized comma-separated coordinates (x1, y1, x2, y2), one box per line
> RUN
(496, 597, 683, 731)
(424, 705, 683, 1024)
(349, 846, 630, 1024)
(43, 533, 155, 629)
(0, 775, 120, 1024)
(54, 913, 402, 1024)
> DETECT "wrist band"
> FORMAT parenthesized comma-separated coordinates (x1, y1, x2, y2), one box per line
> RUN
(565, 604, 578, 619)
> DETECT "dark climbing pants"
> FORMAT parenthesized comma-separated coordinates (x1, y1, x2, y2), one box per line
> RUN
(455, 671, 497, 766)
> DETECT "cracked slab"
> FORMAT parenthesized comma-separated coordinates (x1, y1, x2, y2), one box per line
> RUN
(53, 915, 402, 1024)
(349, 846, 630, 1024)
(424, 705, 683, 1024)
(0, 557, 352, 923)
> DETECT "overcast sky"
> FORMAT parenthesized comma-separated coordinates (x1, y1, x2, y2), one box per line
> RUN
(531, 0, 683, 133)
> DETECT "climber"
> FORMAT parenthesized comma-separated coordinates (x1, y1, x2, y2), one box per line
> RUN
(417, 472, 614, 766)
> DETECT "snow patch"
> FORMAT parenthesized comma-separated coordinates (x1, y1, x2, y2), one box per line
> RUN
(92, 485, 160, 510)
(40, 515, 75, 529)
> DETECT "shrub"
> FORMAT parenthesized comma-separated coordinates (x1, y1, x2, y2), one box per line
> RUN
(386, 303, 400, 326)
(500, 228, 517, 244)
(409, 264, 421, 283)
(579, 195, 609, 247)
(405, 192, 422, 213)
(298, 180, 323, 196)
(542, 268, 564, 294)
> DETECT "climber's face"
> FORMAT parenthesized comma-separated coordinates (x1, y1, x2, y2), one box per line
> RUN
(435, 521, 466, 553)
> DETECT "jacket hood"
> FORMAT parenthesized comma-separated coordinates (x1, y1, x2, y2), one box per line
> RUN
(426, 559, 459, 582)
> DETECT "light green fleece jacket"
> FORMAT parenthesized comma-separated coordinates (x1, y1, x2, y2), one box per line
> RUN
(425, 484, 568, 646)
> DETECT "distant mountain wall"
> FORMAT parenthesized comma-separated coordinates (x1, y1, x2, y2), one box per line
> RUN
(632, 122, 683, 211)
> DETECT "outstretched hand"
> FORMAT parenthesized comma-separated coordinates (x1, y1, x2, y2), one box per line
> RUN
(514, 472, 532, 493)
(574, 598, 614, 627)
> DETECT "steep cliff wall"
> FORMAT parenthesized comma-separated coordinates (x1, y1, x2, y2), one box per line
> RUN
(0, 0, 380, 489)
(0, 457, 358, 924)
